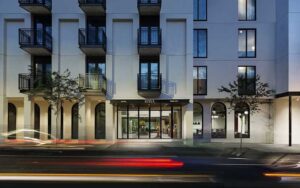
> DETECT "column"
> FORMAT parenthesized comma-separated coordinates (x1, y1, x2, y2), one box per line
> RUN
(0, 97, 7, 142)
(183, 103, 193, 145)
(79, 99, 86, 140)
(23, 97, 33, 138)
(106, 101, 115, 141)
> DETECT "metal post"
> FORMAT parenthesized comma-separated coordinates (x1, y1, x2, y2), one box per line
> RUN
(289, 95, 292, 147)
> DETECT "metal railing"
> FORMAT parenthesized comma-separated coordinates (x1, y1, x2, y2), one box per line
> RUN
(19, 74, 51, 91)
(19, 28, 52, 52)
(78, 0, 106, 9)
(138, 73, 162, 91)
(138, 0, 161, 6)
(79, 28, 107, 50)
(79, 73, 107, 93)
(18, 0, 52, 10)
(138, 27, 161, 46)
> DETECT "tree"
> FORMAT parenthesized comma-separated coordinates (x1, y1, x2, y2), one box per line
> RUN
(26, 68, 84, 142)
(218, 75, 274, 154)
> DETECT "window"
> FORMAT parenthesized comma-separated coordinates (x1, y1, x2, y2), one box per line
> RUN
(34, 104, 40, 139)
(235, 103, 250, 138)
(211, 102, 227, 139)
(193, 66, 207, 95)
(139, 58, 159, 90)
(238, 66, 256, 95)
(194, 0, 207, 21)
(238, 29, 256, 58)
(71, 103, 79, 140)
(194, 29, 207, 58)
(238, 0, 256, 21)
(95, 103, 106, 139)
(193, 103, 203, 138)
(7, 103, 17, 140)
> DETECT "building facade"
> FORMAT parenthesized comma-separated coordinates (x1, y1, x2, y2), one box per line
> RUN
(0, 0, 299, 145)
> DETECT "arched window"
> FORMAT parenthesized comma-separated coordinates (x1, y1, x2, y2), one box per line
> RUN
(211, 102, 226, 138)
(193, 103, 203, 138)
(34, 104, 40, 139)
(48, 106, 51, 139)
(95, 103, 106, 139)
(8, 103, 17, 139)
(61, 107, 64, 139)
(71, 103, 79, 139)
(235, 102, 250, 138)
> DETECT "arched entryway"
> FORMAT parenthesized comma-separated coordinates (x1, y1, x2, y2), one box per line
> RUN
(234, 102, 250, 138)
(71, 103, 79, 139)
(34, 104, 40, 139)
(193, 102, 203, 138)
(8, 103, 17, 139)
(95, 103, 105, 139)
(211, 102, 227, 138)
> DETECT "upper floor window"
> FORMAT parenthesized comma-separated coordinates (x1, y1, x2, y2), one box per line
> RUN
(194, 0, 207, 21)
(193, 66, 207, 95)
(238, 0, 256, 21)
(194, 29, 207, 58)
(238, 66, 256, 95)
(238, 29, 256, 58)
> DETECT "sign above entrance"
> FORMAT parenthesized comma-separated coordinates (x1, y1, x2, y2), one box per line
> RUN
(110, 99, 190, 106)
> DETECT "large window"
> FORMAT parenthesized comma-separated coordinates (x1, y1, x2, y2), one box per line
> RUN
(194, 29, 207, 58)
(95, 103, 106, 139)
(7, 103, 17, 140)
(238, 66, 256, 95)
(235, 103, 250, 138)
(211, 103, 227, 138)
(194, 0, 207, 21)
(117, 104, 182, 139)
(34, 104, 40, 139)
(193, 103, 203, 138)
(139, 58, 159, 90)
(71, 103, 79, 140)
(193, 66, 207, 95)
(238, 0, 256, 21)
(238, 29, 256, 58)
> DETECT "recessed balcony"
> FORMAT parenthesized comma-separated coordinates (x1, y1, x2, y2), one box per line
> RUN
(138, 0, 161, 15)
(19, 28, 52, 55)
(138, 73, 162, 98)
(78, 0, 106, 15)
(79, 28, 107, 56)
(79, 74, 107, 96)
(138, 27, 161, 56)
(18, 0, 51, 14)
(19, 74, 50, 93)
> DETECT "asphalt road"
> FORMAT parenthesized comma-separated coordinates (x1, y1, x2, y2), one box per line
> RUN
(0, 152, 297, 188)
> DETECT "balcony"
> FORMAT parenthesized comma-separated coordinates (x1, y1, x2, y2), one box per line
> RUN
(19, 28, 52, 55)
(138, 73, 162, 98)
(19, 74, 50, 93)
(19, 0, 51, 14)
(78, 0, 106, 15)
(79, 28, 106, 56)
(138, 0, 161, 15)
(138, 27, 161, 56)
(79, 74, 107, 96)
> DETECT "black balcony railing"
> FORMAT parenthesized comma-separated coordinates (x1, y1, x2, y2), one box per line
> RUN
(79, 74, 107, 93)
(138, 73, 162, 91)
(138, 27, 161, 47)
(19, 0, 52, 11)
(19, 74, 51, 92)
(19, 28, 52, 52)
(138, 0, 161, 6)
(79, 28, 107, 49)
(78, 0, 106, 9)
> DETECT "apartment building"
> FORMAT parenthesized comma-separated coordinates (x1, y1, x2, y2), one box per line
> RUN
(193, 0, 300, 145)
(0, 0, 193, 141)
(1, 0, 300, 145)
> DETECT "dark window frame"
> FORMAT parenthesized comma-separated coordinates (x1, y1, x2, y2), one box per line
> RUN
(193, 102, 204, 139)
(193, 66, 207, 96)
(211, 102, 227, 139)
(194, 0, 207, 21)
(234, 102, 251, 138)
(238, 0, 256, 21)
(117, 104, 182, 140)
(238, 28, 256, 58)
(194, 29, 207, 58)
(238, 66, 256, 95)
